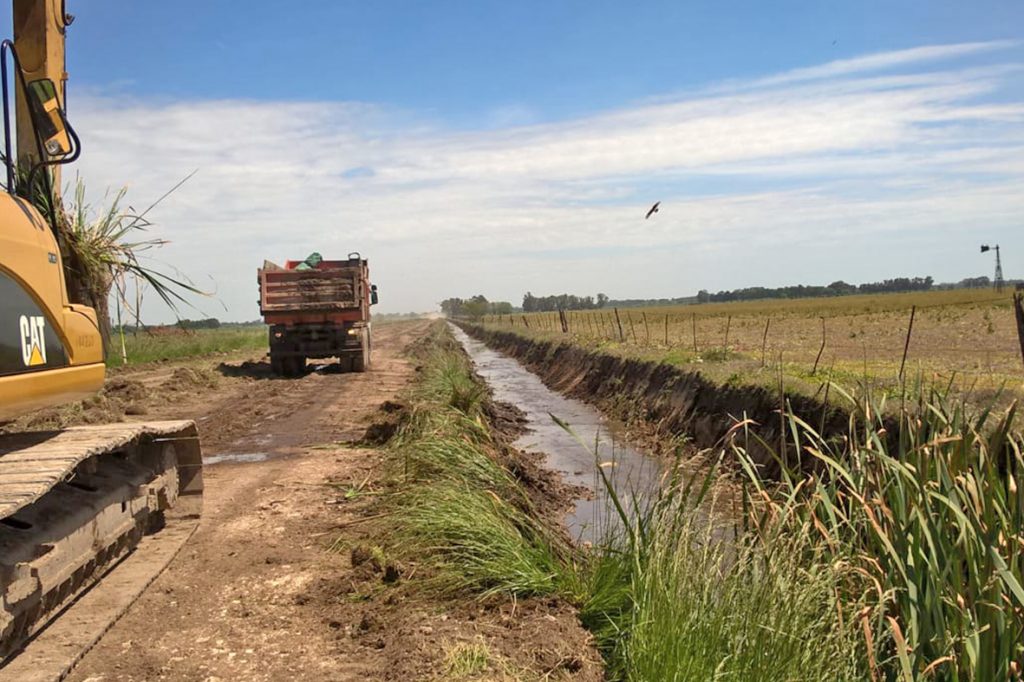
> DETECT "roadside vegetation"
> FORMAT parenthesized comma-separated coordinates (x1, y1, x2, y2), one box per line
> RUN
(581, 385, 1024, 680)
(386, 323, 1023, 680)
(384, 324, 573, 599)
(108, 325, 265, 366)
(735, 386, 1024, 679)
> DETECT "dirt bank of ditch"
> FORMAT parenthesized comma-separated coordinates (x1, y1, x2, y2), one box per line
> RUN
(458, 324, 852, 478)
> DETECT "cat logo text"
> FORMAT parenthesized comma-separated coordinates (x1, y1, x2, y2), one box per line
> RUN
(19, 315, 47, 367)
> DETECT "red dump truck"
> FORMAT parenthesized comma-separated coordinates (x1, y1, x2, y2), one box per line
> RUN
(258, 253, 378, 375)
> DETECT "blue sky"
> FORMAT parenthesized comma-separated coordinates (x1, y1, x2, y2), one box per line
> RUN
(3, 1, 1022, 318)
(61, 2, 1023, 120)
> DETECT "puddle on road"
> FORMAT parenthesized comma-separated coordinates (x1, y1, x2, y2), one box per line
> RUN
(203, 452, 271, 465)
(451, 325, 661, 544)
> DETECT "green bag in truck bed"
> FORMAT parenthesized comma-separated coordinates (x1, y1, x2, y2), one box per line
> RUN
(294, 252, 323, 271)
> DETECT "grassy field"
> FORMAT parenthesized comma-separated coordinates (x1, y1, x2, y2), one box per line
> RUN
(481, 288, 1023, 403)
(107, 325, 266, 366)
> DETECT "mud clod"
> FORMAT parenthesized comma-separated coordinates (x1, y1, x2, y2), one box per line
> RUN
(358, 611, 382, 633)
(165, 367, 218, 390)
(382, 563, 401, 584)
(217, 360, 274, 379)
(360, 400, 410, 445)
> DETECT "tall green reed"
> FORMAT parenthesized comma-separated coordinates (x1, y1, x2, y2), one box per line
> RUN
(735, 384, 1024, 679)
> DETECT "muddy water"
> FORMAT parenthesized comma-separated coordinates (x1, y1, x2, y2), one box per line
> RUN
(451, 325, 661, 543)
(203, 452, 271, 465)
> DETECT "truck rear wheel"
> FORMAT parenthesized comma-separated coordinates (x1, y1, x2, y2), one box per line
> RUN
(352, 335, 369, 373)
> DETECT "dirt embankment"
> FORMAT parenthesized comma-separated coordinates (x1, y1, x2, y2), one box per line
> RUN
(458, 324, 851, 478)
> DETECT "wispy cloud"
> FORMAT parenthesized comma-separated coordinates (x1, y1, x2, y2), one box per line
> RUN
(746, 40, 1019, 88)
(68, 41, 1024, 318)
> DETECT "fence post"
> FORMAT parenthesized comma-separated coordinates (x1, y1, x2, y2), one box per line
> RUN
(522, 315, 529, 329)
(723, 315, 732, 351)
(1013, 289, 1024, 369)
(692, 313, 698, 353)
(642, 312, 650, 344)
(613, 308, 625, 342)
(898, 305, 916, 381)
(627, 311, 638, 343)
(664, 314, 669, 346)
(760, 318, 771, 367)
(811, 317, 826, 376)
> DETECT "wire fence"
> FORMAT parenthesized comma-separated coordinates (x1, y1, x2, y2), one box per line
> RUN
(477, 297, 1024, 387)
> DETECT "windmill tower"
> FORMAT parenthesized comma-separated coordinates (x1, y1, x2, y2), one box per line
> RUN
(981, 244, 1005, 292)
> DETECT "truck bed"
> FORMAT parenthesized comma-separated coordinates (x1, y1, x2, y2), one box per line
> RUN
(258, 267, 360, 313)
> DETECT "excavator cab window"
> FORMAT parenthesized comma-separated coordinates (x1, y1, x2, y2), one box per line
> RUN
(26, 78, 71, 158)
(371, 284, 379, 305)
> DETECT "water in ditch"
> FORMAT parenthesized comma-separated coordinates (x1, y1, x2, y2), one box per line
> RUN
(451, 324, 662, 544)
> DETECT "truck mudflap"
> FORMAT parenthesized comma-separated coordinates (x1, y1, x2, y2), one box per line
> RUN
(0, 421, 202, 676)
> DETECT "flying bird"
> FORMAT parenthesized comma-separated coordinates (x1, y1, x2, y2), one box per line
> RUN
(645, 201, 660, 219)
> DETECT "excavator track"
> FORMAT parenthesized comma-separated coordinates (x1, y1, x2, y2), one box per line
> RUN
(0, 421, 203, 680)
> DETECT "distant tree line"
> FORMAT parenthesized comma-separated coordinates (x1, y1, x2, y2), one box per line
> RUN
(440, 295, 514, 319)
(442, 274, 1010, 321)
(176, 317, 222, 330)
(522, 292, 608, 312)
(607, 296, 698, 308)
(697, 276, 936, 303)
(932, 276, 1017, 290)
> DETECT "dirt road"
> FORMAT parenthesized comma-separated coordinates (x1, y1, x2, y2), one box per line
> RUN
(66, 321, 426, 681)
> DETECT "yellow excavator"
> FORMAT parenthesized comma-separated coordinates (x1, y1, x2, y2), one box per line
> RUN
(0, 1, 203, 677)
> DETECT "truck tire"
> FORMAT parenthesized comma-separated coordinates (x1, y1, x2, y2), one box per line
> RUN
(352, 335, 369, 373)
(270, 353, 284, 376)
(287, 356, 305, 376)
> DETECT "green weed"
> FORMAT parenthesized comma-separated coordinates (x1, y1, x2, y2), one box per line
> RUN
(734, 386, 1024, 679)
